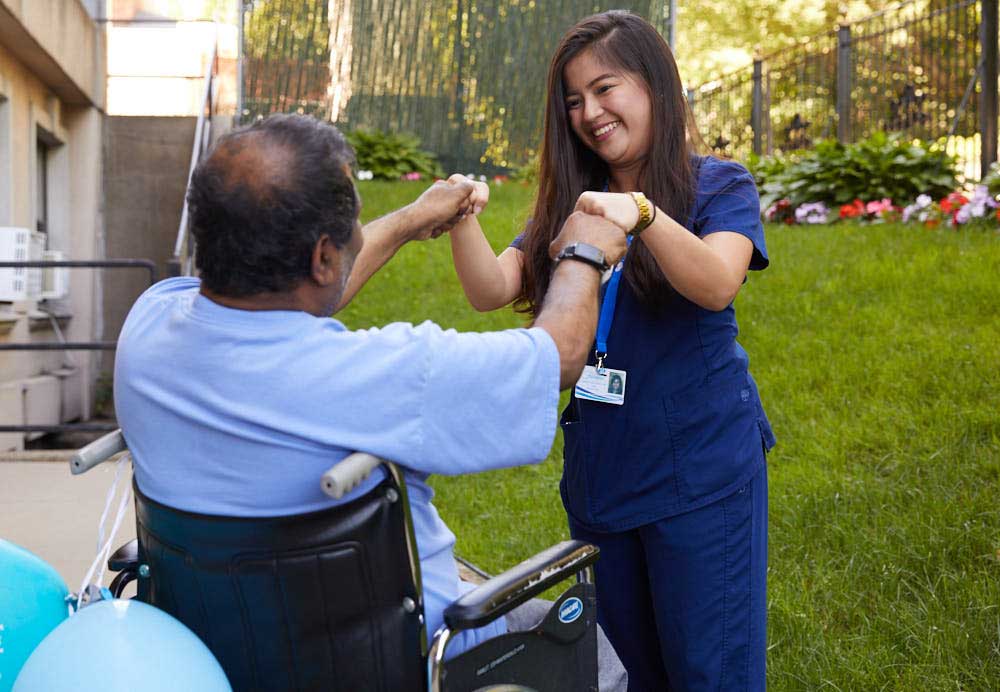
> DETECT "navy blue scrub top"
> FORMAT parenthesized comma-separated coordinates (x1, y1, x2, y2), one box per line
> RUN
(514, 156, 776, 532)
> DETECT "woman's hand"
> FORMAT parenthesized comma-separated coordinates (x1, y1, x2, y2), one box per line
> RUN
(573, 191, 640, 233)
(448, 174, 490, 215)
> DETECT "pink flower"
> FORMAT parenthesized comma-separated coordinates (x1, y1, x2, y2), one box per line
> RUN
(865, 198, 894, 215)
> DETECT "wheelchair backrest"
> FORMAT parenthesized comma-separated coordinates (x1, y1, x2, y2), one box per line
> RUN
(132, 477, 426, 692)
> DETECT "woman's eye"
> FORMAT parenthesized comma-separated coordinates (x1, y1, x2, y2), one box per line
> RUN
(597, 84, 614, 94)
(566, 99, 581, 110)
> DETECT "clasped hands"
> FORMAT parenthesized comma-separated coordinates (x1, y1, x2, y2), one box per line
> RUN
(408, 175, 642, 266)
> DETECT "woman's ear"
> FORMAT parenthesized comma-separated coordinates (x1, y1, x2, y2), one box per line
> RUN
(310, 234, 339, 286)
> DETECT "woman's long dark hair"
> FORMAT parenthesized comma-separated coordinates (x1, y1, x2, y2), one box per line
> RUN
(517, 10, 703, 317)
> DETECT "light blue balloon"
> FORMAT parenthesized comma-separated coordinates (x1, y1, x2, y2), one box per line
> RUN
(0, 539, 70, 691)
(13, 599, 231, 692)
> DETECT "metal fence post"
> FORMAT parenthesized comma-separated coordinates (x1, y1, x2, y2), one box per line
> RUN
(751, 52, 764, 155)
(668, 0, 677, 48)
(452, 0, 466, 172)
(836, 22, 852, 143)
(981, 0, 998, 175)
(236, 0, 244, 125)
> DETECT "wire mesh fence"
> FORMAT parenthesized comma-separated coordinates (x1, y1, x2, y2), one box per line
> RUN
(240, 0, 672, 173)
(689, 0, 989, 180)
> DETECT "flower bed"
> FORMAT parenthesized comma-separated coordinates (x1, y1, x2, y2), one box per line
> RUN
(764, 185, 1000, 230)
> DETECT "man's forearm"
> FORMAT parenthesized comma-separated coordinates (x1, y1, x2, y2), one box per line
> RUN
(533, 261, 602, 389)
(336, 205, 423, 311)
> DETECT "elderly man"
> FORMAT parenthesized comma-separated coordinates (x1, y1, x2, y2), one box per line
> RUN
(114, 114, 626, 678)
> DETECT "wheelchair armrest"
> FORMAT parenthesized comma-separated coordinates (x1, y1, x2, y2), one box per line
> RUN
(108, 538, 139, 572)
(107, 539, 141, 598)
(70, 429, 128, 475)
(443, 540, 599, 631)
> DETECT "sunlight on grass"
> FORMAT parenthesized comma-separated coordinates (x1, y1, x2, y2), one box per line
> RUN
(345, 181, 1000, 688)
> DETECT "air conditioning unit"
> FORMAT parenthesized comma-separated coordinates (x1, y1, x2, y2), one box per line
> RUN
(41, 250, 69, 300)
(0, 226, 42, 301)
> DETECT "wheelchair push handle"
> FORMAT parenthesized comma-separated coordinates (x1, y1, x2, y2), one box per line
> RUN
(321, 452, 383, 499)
(70, 429, 128, 475)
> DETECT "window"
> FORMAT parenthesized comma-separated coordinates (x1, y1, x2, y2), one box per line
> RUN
(0, 96, 9, 225)
(35, 126, 62, 246)
(36, 137, 48, 235)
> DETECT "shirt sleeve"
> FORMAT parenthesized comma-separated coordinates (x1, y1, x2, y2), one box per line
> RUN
(693, 159, 769, 271)
(509, 218, 532, 250)
(349, 321, 560, 476)
(415, 323, 560, 475)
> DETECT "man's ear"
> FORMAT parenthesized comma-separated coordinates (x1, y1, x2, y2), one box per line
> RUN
(310, 234, 339, 286)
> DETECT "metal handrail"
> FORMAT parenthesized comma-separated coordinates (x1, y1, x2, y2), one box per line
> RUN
(169, 37, 218, 278)
(0, 259, 158, 435)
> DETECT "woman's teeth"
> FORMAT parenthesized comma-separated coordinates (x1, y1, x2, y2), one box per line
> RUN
(594, 121, 620, 138)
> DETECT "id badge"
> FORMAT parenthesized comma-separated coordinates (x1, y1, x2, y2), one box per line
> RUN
(574, 365, 626, 405)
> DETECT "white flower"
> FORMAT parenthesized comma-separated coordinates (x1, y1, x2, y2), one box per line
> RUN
(916, 194, 932, 208)
(356, 170, 374, 181)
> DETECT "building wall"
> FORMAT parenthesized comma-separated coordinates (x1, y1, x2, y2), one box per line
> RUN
(101, 115, 196, 375)
(0, 0, 105, 449)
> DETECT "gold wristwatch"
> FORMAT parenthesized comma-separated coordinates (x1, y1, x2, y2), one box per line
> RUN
(628, 191, 655, 236)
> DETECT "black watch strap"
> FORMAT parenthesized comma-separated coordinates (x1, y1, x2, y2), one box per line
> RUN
(555, 242, 609, 272)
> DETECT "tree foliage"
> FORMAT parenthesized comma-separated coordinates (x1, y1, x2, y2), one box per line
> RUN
(676, 0, 885, 86)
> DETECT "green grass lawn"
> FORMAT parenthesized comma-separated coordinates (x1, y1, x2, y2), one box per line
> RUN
(346, 180, 1000, 689)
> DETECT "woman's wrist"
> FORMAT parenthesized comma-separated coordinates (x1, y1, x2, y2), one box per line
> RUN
(627, 192, 656, 236)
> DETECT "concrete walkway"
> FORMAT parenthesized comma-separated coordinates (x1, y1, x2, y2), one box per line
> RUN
(1, 455, 136, 592)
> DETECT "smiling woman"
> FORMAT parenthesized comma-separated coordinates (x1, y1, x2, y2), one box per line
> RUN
(563, 53, 652, 179)
(443, 10, 774, 691)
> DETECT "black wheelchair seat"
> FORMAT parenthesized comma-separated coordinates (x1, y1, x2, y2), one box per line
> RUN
(77, 433, 602, 692)
(128, 477, 424, 691)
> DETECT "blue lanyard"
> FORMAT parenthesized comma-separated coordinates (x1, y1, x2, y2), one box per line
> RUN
(594, 236, 631, 369)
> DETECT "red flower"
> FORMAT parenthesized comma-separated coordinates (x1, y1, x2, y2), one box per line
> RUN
(939, 192, 968, 213)
(839, 199, 865, 219)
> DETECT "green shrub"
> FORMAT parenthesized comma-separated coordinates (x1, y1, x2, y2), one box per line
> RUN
(510, 150, 539, 185)
(755, 132, 958, 210)
(345, 129, 444, 180)
(745, 150, 797, 189)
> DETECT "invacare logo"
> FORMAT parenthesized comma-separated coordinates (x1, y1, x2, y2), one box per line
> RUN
(558, 597, 583, 624)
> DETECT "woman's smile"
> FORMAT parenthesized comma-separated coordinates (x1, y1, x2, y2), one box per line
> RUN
(593, 120, 621, 141)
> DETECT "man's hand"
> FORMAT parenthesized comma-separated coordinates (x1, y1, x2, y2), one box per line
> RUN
(408, 177, 478, 241)
(548, 211, 628, 266)
(573, 191, 640, 233)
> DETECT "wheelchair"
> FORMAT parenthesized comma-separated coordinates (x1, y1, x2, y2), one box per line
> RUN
(71, 431, 602, 692)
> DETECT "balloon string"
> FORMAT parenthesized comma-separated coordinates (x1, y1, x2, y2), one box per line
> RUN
(77, 454, 132, 611)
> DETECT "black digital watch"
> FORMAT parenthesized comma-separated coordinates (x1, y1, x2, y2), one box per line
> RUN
(554, 242, 610, 273)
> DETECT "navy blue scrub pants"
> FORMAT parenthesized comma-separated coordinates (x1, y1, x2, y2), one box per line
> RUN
(569, 465, 767, 692)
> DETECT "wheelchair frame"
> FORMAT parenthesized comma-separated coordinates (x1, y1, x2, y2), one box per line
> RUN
(71, 430, 601, 692)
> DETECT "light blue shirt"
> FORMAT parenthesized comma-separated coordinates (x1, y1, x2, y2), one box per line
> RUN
(114, 277, 560, 654)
